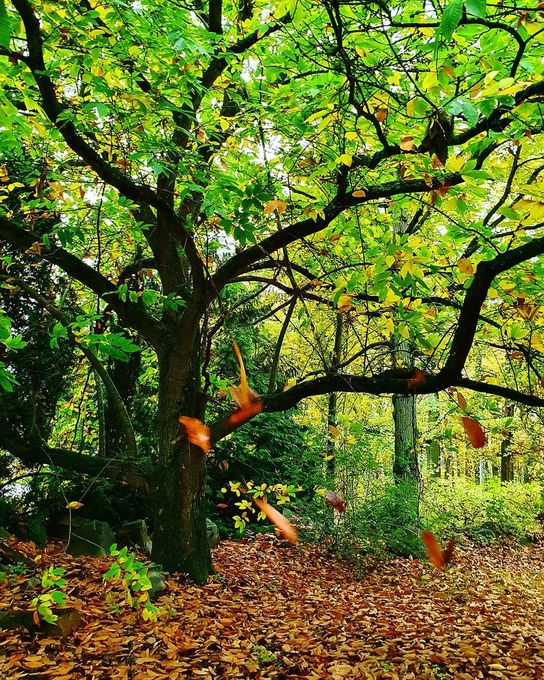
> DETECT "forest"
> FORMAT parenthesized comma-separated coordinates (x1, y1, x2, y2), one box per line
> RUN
(0, 0, 544, 676)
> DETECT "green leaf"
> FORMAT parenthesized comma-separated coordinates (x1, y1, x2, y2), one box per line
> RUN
(0, 0, 10, 49)
(439, 0, 463, 42)
(464, 0, 486, 18)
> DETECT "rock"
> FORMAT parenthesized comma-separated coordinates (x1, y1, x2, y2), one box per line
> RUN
(117, 519, 152, 555)
(207, 518, 220, 548)
(66, 519, 115, 557)
(147, 563, 167, 600)
(0, 539, 35, 567)
(0, 608, 83, 637)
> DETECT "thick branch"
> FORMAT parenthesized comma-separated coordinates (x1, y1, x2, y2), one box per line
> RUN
(0, 437, 148, 491)
(11, 0, 203, 279)
(0, 215, 164, 350)
(439, 234, 544, 381)
(212, 173, 464, 292)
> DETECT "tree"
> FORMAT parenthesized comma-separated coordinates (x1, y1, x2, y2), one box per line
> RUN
(1, 0, 544, 581)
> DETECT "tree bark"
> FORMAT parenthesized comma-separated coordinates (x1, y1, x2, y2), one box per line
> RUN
(392, 394, 420, 485)
(500, 403, 515, 483)
(151, 338, 212, 582)
(326, 314, 343, 477)
(425, 393, 441, 477)
(105, 351, 141, 460)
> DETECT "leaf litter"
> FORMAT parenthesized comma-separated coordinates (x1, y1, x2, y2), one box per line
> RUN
(1, 535, 544, 678)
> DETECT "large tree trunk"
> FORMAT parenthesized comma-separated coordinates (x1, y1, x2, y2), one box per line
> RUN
(151, 339, 212, 583)
(391, 393, 421, 554)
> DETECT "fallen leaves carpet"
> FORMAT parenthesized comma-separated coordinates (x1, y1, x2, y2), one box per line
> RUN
(1, 535, 544, 679)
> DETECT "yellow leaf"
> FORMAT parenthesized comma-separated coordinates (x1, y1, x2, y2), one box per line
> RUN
(531, 334, 544, 353)
(399, 259, 415, 278)
(399, 323, 410, 339)
(263, 199, 286, 215)
(406, 99, 416, 117)
(336, 153, 353, 167)
(445, 155, 465, 173)
(351, 189, 366, 198)
(530, 202, 544, 220)
(422, 71, 439, 92)
(328, 424, 340, 437)
(355, 46, 366, 58)
(345, 131, 358, 140)
(66, 501, 84, 510)
(385, 255, 396, 267)
(337, 294, 352, 311)
(387, 71, 401, 86)
(384, 289, 400, 306)
(457, 258, 474, 275)
(455, 391, 467, 411)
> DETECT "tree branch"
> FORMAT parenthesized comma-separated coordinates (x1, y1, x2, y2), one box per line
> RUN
(0, 215, 164, 350)
(0, 275, 138, 460)
(10, 0, 204, 279)
(0, 436, 148, 491)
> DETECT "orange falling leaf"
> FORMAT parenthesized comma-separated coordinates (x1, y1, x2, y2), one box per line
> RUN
(406, 368, 425, 390)
(178, 416, 211, 454)
(460, 416, 487, 448)
(230, 341, 260, 408)
(455, 390, 467, 411)
(254, 497, 298, 544)
(226, 400, 263, 427)
(422, 531, 456, 570)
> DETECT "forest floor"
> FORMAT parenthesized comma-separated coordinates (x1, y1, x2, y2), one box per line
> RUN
(0, 534, 544, 679)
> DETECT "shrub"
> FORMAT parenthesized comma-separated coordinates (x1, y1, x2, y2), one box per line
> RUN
(422, 478, 543, 542)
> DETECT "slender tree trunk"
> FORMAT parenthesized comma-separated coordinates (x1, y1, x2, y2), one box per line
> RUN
(391, 393, 421, 555)
(151, 338, 212, 582)
(500, 404, 515, 483)
(392, 394, 420, 485)
(326, 314, 343, 477)
(105, 352, 141, 459)
(425, 393, 441, 477)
